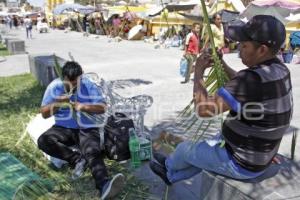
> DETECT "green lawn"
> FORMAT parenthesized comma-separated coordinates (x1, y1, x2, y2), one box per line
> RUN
(0, 74, 149, 200)
(0, 43, 9, 56)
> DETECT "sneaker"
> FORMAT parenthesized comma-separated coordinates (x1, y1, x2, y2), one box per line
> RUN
(153, 152, 167, 167)
(71, 158, 87, 180)
(100, 173, 125, 200)
(149, 161, 172, 186)
(181, 80, 189, 84)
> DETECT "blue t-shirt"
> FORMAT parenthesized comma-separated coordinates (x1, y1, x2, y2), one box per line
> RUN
(41, 77, 105, 129)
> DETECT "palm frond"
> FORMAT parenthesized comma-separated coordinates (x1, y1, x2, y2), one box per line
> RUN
(291, 129, 298, 160)
(53, 54, 63, 80)
(177, 99, 194, 118)
(176, 0, 229, 142)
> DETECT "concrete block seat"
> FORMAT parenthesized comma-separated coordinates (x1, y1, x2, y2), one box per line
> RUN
(199, 154, 300, 200)
(7, 39, 25, 55)
(28, 54, 66, 87)
(4, 37, 17, 46)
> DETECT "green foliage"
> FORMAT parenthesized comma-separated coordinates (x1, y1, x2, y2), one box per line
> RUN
(0, 43, 10, 56)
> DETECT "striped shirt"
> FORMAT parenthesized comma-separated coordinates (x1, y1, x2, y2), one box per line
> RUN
(218, 58, 293, 172)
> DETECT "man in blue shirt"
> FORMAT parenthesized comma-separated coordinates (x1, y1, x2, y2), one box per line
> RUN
(38, 61, 124, 199)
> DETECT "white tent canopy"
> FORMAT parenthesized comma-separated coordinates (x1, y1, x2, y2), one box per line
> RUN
(241, 0, 300, 24)
(190, 0, 245, 17)
(286, 13, 300, 22)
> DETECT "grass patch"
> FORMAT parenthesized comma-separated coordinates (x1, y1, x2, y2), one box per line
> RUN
(0, 43, 9, 56)
(0, 74, 149, 199)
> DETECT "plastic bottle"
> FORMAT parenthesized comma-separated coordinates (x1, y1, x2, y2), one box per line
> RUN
(129, 128, 141, 168)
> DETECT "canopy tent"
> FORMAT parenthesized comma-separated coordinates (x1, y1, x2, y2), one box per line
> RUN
(108, 5, 148, 13)
(147, 2, 197, 17)
(53, 3, 96, 15)
(179, 9, 239, 23)
(105, 11, 138, 25)
(105, 5, 147, 20)
(178, 13, 203, 21)
(115, 0, 127, 6)
(189, 0, 245, 17)
(241, 0, 300, 24)
(149, 11, 195, 36)
(286, 13, 300, 22)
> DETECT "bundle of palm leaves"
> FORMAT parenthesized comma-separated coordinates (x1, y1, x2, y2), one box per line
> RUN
(176, 0, 229, 142)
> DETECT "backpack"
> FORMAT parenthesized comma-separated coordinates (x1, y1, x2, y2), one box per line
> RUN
(290, 31, 300, 50)
(104, 112, 134, 161)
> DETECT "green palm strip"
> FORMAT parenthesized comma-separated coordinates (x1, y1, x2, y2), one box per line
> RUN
(53, 55, 78, 122)
(179, 0, 230, 137)
(291, 129, 298, 160)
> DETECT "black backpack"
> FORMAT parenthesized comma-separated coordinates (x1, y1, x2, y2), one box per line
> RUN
(104, 112, 134, 161)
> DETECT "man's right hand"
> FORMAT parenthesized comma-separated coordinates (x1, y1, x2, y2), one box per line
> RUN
(194, 52, 213, 73)
(55, 95, 70, 103)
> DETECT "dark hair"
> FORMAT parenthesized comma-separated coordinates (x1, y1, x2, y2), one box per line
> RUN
(212, 13, 221, 22)
(62, 61, 83, 81)
(192, 22, 200, 28)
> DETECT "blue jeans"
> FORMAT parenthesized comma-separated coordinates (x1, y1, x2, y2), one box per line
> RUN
(165, 134, 265, 183)
(26, 27, 32, 38)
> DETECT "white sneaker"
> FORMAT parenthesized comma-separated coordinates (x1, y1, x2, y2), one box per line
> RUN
(100, 173, 125, 199)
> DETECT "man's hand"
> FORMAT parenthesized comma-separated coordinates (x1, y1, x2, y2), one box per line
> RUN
(194, 52, 213, 74)
(55, 95, 70, 103)
(71, 102, 84, 111)
(70, 102, 106, 114)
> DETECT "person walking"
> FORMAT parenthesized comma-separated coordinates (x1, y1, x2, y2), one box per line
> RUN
(24, 16, 33, 39)
(182, 23, 201, 84)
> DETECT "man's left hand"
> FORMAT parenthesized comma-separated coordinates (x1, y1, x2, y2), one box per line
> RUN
(194, 52, 213, 73)
(71, 102, 84, 111)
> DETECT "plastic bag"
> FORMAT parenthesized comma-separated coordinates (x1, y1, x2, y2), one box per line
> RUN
(180, 57, 188, 77)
